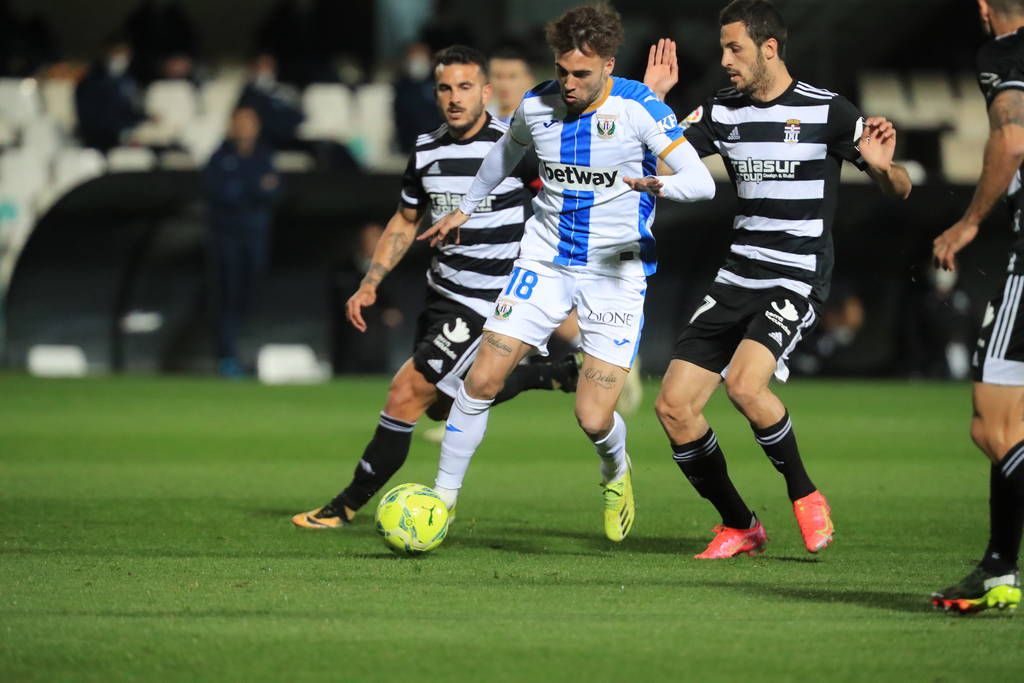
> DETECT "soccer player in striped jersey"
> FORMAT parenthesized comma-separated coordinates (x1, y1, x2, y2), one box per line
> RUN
(421, 5, 716, 541)
(292, 46, 579, 530)
(654, 0, 912, 559)
(930, 0, 1024, 614)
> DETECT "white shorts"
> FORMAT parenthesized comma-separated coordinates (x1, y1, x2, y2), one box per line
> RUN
(485, 259, 646, 369)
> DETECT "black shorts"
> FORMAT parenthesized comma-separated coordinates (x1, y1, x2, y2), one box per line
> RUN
(972, 273, 1024, 385)
(673, 283, 818, 382)
(412, 291, 485, 398)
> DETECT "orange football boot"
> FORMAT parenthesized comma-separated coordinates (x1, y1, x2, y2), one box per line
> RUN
(694, 520, 768, 559)
(793, 490, 833, 553)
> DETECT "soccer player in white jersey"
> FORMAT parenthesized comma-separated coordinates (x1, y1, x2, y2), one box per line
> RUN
(419, 4, 716, 541)
(656, 0, 912, 558)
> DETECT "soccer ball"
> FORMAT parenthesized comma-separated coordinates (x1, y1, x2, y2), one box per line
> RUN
(374, 483, 450, 555)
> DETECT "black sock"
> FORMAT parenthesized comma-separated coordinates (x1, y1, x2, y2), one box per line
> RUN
(752, 412, 816, 502)
(982, 440, 1024, 574)
(336, 412, 415, 511)
(494, 363, 555, 405)
(672, 428, 755, 529)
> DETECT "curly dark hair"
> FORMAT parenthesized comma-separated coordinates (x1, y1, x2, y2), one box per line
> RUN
(544, 4, 624, 59)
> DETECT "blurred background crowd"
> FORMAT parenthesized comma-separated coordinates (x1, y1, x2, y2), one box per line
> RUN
(0, 0, 1004, 381)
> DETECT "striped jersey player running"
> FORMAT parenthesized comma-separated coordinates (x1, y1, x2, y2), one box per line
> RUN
(654, 0, 912, 558)
(420, 4, 716, 541)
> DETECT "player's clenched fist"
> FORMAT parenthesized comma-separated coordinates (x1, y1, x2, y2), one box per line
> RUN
(418, 209, 470, 247)
(345, 285, 377, 333)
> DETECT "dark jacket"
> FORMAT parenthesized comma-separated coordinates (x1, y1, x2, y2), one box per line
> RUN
(201, 140, 281, 234)
(74, 62, 147, 151)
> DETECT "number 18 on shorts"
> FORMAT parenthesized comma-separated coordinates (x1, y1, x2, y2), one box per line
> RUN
(486, 258, 646, 369)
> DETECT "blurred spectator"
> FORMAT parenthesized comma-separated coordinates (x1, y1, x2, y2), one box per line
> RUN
(331, 222, 404, 373)
(419, 0, 473, 52)
(237, 54, 305, 151)
(903, 265, 974, 379)
(124, 0, 198, 85)
(256, 0, 336, 88)
(201, 106, 281, 377)
(393, 42, 443, 154)
(74, 36, 148, 152)
(791, 283, 866, 376)
(487, 44, 536, 122)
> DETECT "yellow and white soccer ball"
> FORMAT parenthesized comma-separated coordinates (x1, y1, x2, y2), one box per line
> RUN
(374, 483, 450, 555)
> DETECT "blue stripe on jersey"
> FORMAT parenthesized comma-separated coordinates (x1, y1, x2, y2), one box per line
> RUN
(638, 150, 658, 276)
(610, 77, 685, 142)
(554, 114, 594, 267)
(630, 314, 645, 367)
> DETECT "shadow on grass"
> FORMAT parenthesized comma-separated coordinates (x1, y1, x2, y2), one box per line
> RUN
(448, 526, 706, 556)
(703, 580, 932, 614)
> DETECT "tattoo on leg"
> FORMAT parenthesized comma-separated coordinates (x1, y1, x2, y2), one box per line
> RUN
(583, 367, 618, 390)
(484, 333, 513, 357)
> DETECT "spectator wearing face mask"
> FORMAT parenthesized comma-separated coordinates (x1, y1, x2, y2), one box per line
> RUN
(236, 53, 305, 151)
(392, 42, 442, 154)
(74, 35, 148, 152)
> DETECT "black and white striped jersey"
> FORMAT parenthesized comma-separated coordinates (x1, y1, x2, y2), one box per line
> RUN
(400, 114, 535, 317)
(977, 27, 1024, 274)
(682, 80, 868, 306)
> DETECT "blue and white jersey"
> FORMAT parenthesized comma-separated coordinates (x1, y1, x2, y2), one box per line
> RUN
(508, 77, 688, 277)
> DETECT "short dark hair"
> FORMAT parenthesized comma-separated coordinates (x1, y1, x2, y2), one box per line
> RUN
(720, 0, 788, 60)
(989, 0, 1024, 14)
(545, 3, 624, 59)
(490, 44, 529, 64)
(433, 45, 489, 79)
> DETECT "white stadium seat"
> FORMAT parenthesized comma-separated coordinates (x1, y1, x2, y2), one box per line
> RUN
(300, 83, 355, 142)
(941, 133, 984, 183)
(107, 146, 157, 172)
(145, 80, 198, 139)
(200, 78, 242, 122)
(907, 72, 956, 129)
(0, 78, 42, 126)
(40, 78, 77, 133)
(21, 119, 62, 164)
(354, 83, 396, 167)
(858, 71, 913, 125)
(180, 112, 227, 165)
(52, 148, 106, 196)
(0, 149, 50, 202)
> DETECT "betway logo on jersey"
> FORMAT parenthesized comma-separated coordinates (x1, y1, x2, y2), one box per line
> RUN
(542, 162, 619, 191)
(730, 158, 801, 182)
(430, 192, 493, 214)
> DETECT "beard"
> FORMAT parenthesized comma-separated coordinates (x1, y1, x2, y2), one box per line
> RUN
(446, 105, 484, 135)
(737, 53, 771, 96)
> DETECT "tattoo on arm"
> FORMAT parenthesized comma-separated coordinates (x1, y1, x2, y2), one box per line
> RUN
(583, 367, 619, 391)
(360, 230, 414, 288)
(484, 332, 513, 357)
(990, 90, 1024, 131)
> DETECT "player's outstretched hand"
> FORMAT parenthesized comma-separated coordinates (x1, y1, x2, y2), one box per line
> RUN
(418, 209, 470, 248)
(860, 116, 897, 169)
(623, 175, 664, 197)
(345, 285, 377, 333)
(643, 38, 678, 101)
(933, 220, 979, 272)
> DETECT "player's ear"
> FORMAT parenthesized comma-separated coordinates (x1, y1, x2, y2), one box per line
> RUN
(605, 56, 616, 77)
(762, 37, 778, 62)
(482, 82, 493, 105)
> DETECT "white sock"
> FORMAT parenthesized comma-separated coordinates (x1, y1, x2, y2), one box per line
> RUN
(593, 411, 628, 483)
(434, 384, 493, 507)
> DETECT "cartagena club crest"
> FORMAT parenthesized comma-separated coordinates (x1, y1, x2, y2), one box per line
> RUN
(784, 119, 801, 144)
(596, 114, 617, 139)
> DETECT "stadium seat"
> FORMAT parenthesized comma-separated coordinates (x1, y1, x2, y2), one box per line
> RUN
(0, 195, 35, 285)
(144, 80, 198, 141)
(940, 134, 984, 183)
(300, 83, 355, 142)
(21, 119, 62, 164)
(0, 118, 14, 147)
(27, 345, 89, 378)
(354, 83, 396, 167)
(52, 148, 106, 196)
(200, 78, 242, 122)
(0, 78, 43, 126)
(107, 146, 157, 172)
(858, 71, 913, 125)
(907, 72, 956, 129)
(40, 78, 77, 134)
(180, 112, 227, 165)
(0, 149, 50, 203)
(273, 150, 315, 172)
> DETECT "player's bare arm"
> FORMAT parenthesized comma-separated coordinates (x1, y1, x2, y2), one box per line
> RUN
(934, 89, 1024, 271)
(346, 206, 422, 332)
(859, 116, 912, 200)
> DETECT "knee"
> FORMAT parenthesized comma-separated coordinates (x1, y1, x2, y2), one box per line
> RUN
(655, 390, 699, 430)
(385, 373, 433, 416)
(575, 407, 613, 440)
(464, 368, 504, 401)
(724, 373, 764, 413)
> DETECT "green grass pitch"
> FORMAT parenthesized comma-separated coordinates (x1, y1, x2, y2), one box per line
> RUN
(1, 375, 1021, 682)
